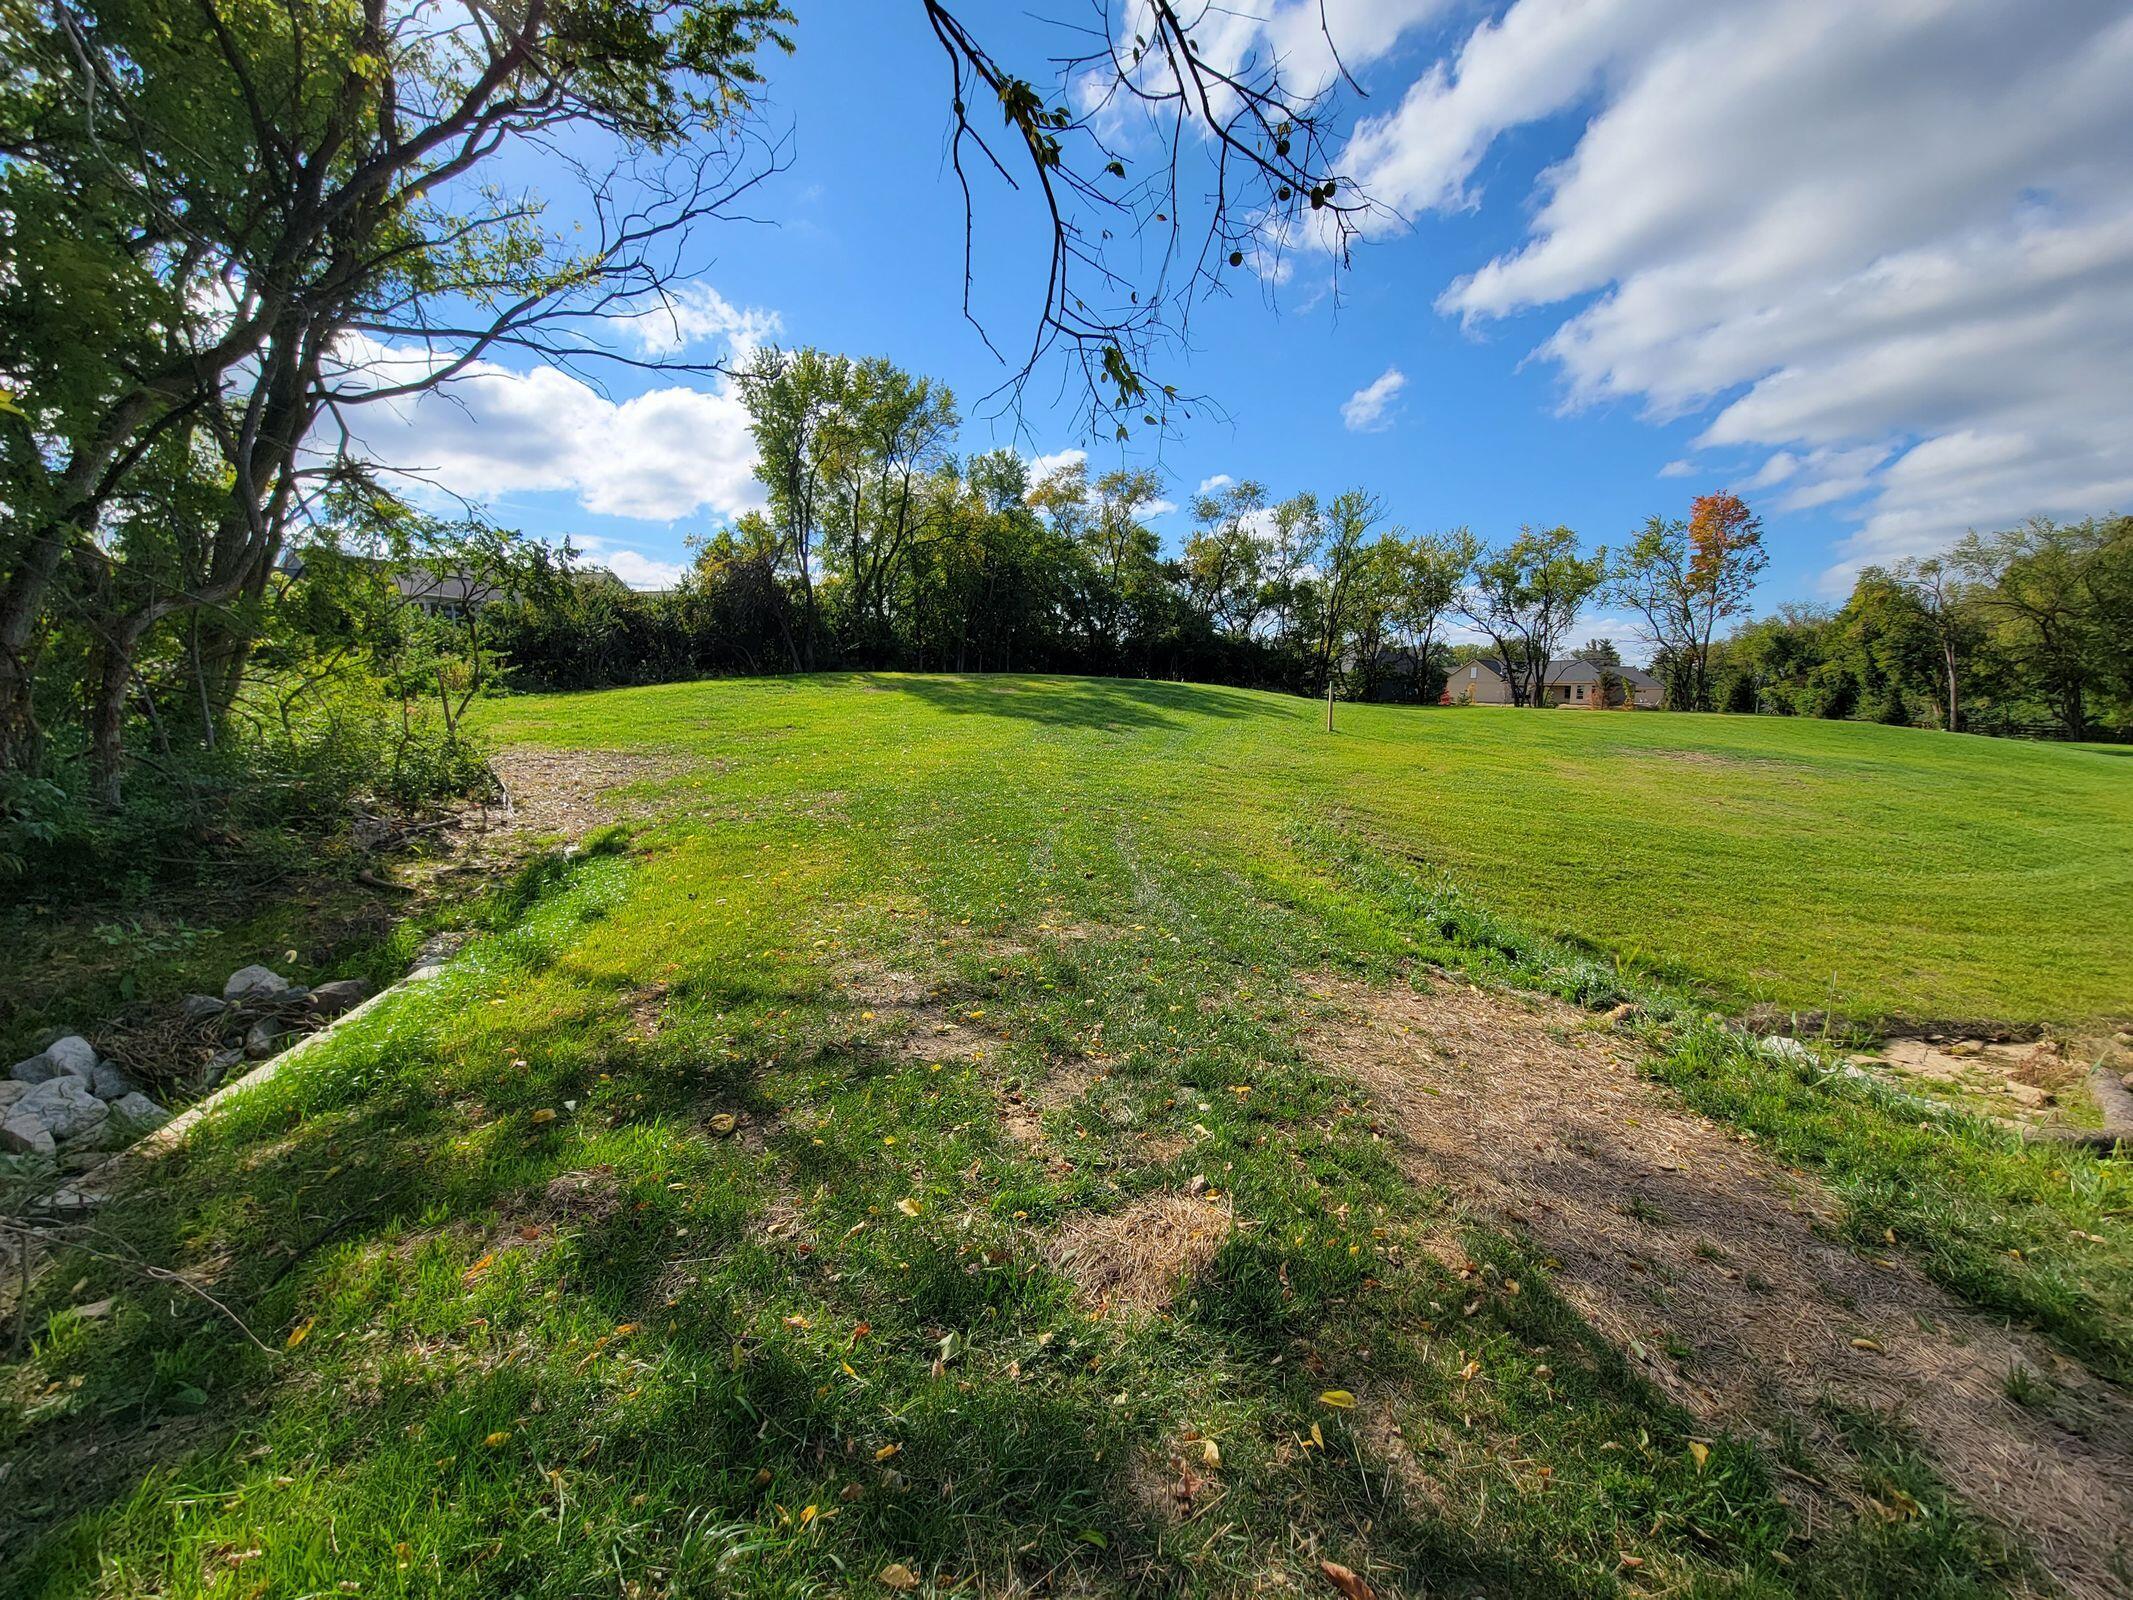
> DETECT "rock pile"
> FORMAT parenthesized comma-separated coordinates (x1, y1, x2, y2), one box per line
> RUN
(3, 1036, 169, 1160)
(2, 964, 370, 1165)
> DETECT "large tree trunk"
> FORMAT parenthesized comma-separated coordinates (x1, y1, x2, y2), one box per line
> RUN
(0, 523, 73, 773)
(88, 613, 155, 807)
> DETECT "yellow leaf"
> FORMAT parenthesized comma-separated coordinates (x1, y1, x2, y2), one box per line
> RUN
(483, 1431, 511, 1447)
(1850, 1337, 1883, 1352)
(708, 1112, 738, 1137)
(462, 1252, 496, 1285)
(875, 1442, 901, 1462)
(1201, 1438, 1221, 1468)
(897, 1198, 922, 1217)
(799, 1503, 818, 1524)
(1309, 1422, 1325, 1448)
(285, 1318, 315, 1350)
(1687, 1440, 1710, 1473)
(529, 1108, 557, 1125)
(1319, 1389, 1356, 1409)
(878, 1563, 921, 1591)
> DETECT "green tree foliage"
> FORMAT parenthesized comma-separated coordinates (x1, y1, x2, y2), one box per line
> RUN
(1459, 525, 1607, 706)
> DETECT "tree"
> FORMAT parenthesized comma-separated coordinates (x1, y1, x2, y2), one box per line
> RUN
(1951, 518, 2131, 739)
(1, 0, 793, 796)
(1181, 481, 1272, 637)
(1889, 556, 1975, 731)
(1611, 494, 1767, 711)
(1308, 491, 1385, 695)
(3, 0, 1390, 801)
(1460, 526, 1606, 706)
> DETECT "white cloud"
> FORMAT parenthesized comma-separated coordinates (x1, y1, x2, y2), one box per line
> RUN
(1657, 459, 1697, 479)
(331, 288, 777, 525)
(1027, 447, 1087, 484)
(1196, 473, 1236, 496)
(1344, 0, 2133, 573)
(1340, 366, 1408, 432)
(343, 359, 764, 522)
(1142, 498, 1179, 518)
(615, 283, 781, 362)
(599, 549, 689, 590)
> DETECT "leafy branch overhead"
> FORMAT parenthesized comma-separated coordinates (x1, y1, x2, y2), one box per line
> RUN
(921, 0, 1380, 435)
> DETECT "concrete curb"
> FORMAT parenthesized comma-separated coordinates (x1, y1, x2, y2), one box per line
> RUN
(53, 956, 454, 1207)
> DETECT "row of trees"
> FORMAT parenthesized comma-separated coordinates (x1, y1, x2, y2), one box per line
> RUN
(498, 344, 2132, 741)
(495, 346, 1604, 703)
(1714, 518, 2133, 739)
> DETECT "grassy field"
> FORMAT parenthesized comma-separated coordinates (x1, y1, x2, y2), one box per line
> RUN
(6, 675, 2131, 1598)
(494, 674, 2133, 1025)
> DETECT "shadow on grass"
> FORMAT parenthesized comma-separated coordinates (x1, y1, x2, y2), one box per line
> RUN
(859, 673, 1266, 735)
(0, 838, 1864, 1600)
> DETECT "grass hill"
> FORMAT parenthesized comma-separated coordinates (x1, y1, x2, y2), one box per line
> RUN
(6, 676, 2131, 1598)
(495, 674, 2133, 1025)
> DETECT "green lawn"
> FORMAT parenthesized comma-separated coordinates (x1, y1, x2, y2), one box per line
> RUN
(493, 674, 2132, 1026)
(6, 675, 2129, 1599)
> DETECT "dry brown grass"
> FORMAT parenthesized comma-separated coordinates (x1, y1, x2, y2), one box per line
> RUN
(1045, 1191, 1232, 1315)
(1305, 971, 2133, 1599)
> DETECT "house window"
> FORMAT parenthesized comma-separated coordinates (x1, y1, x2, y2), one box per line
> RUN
(1469, 665, 1478, 680)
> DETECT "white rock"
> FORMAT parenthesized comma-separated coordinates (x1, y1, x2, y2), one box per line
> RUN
(223, 964, 290, 1002)
(44, 1035, 98, 1079)
(0, 1080, 26, 1109)
(90, 1061, 141, 1100)
(1759, 1035, 1816, 1066)
(1, 1115, 56, 1157)
(10, 1050, 60, 1085)
(20, 1075, 111, 1144)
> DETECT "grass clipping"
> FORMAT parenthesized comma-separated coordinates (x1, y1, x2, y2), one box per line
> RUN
(1046, 1192, 1232, 1314)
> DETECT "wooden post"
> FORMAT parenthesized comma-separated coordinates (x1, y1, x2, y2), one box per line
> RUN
(1325, 677, 1334, 733)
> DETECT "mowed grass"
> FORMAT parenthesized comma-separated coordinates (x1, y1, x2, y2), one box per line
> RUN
(497, 674, 2132, 1025)
(4, 674, 2129, 1599)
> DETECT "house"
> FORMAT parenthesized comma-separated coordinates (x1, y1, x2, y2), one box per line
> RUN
(1451, 656, 1664, 708)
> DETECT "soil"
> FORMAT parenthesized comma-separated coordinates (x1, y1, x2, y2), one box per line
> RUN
(1304, 972, 2133, 1599)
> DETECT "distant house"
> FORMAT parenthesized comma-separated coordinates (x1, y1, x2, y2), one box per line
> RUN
(1452, 656, 1664, 708)
(278, 552, 626, 620)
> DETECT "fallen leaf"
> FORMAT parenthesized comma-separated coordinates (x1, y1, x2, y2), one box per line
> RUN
(462, 1253, 496, 1285)
(483, 1431, 511, 1447)
(897, 1197, 922, 1217)
(878, 1563, 921, 1590)
(529, 1108, 557, 1126)
(1688, 1440, 1710, 1473)
(875, 1442, 901, 1462)
(708, 1113, 738, 1137)
(1318, 1389, 1356, 1409)
(1850, 1337, 1883, 1352)
(285, 1318, 315, 1350)
(1318, 1559, 1379, 1600)
(1201, 1438, 1221, 1468)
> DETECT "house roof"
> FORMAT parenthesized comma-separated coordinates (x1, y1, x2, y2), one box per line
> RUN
(1471, 656, 1659, 686)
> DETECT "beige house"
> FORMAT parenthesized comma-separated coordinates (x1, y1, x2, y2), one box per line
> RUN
(1452, 656, 1664, 708)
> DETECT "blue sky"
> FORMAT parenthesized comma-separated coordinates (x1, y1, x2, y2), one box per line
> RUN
(349, 1, 2133, 629)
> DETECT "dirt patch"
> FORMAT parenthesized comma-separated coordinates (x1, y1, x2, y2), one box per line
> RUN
(458, 745, 690, 853)
(1305, 972, 2133, 1598)
(1046, 1191, 1232, 1315)
(1859, 1035, 2089, 1121)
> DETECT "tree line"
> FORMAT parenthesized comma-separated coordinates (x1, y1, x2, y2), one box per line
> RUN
(495, 345, 2132, 742)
